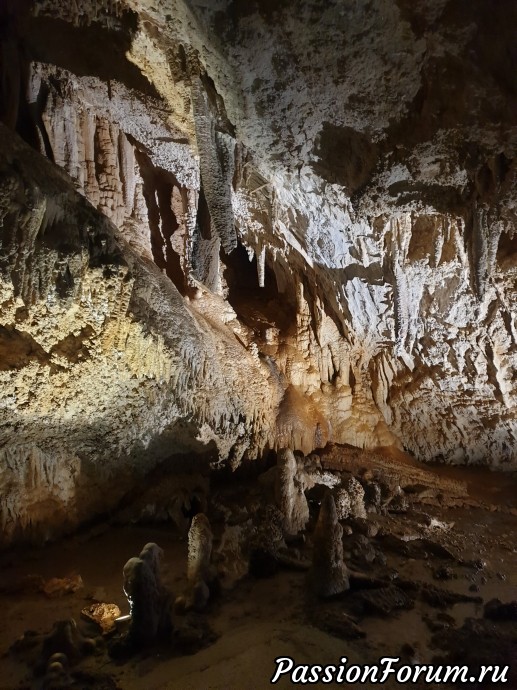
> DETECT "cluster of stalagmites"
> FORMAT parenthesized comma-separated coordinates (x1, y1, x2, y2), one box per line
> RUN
(114, 524, 220, 657)
(119, 542, 171, 651)
(244, 447, 408, 593)
(28, 522, 220, 687)
(12, 447, 416, 687)
(110, 447, 409, 653)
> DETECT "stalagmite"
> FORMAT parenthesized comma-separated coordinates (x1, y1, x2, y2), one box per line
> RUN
(139, 542, 164, 590)
(2, 0, 517, 686)
(309, 492, 349, 598)
(176, 513, 218, 612)
(121, 557, 163, 647)
(275, 448, 310, 536)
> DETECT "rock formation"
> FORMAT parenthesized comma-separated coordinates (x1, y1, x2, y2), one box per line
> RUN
(176, 512, 217, 611)
(139, 543, 164, 591)
(39, 619, 95, 670)
(309, 493, 350, 598)
(275, 449, 310, 536)
(334, 488, 352, 521)
(122, 556, 165, 647)
(1, 0, 517, 546)
(344, 477, 368, 520)
(187, 513, 214, 582)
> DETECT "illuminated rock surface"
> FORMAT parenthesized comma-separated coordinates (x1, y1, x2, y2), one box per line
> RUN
(1, 0, 517, 543)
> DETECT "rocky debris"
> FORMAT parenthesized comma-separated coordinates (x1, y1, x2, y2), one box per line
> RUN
(80, 603, 121, 635)
(420, 584, 483, 609)
(354, 585, 414, 617)
(377, 533, 461, 564)
(347, 517, 379, 538)
(0, 572, 83, 597)
(39, 619, 96, 671)
(386, 486, 409, 513)
(433, 566, 455, 581)
(349, 534, 376, 566)
(40, 573, 84, 598)
(310, 607, 366, 640)
(308, 493, 349, 598)
(275, 549, 312, 572)
(396, 578, 483, 609)
(275, 448, 310, 536)
(348, 570, 390, 591)
(320, 446, 469, 500)
(44, 668, 121, 690)
(432, 617, 517, 687)
(423, 611, 456, 633)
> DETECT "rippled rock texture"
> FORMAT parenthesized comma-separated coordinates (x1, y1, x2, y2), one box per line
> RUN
(1, 0, 516, 542)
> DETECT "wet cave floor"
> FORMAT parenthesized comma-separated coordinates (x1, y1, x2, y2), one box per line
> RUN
(0, 466, 517, 690)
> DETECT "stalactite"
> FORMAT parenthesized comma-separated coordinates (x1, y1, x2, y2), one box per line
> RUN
(257, 245, 266, 288)
(471, 205, 490, 299)
(191, 78, 237, 254)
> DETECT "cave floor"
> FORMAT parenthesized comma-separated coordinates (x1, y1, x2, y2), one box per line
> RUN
(0, 474, 517, 690)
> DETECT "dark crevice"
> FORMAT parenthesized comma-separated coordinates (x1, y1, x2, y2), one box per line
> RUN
(0, 325, 49, 370)
(134, 148, 188, 294)
(222, 242, 296, 334)
(25, 15, 159, 99)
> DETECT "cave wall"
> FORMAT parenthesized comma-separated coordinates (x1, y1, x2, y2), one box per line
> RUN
(1, 0, 517, 542)
(0, 124, 281, 544)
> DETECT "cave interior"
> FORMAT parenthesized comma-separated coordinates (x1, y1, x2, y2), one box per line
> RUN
(0, 0, 517, 688)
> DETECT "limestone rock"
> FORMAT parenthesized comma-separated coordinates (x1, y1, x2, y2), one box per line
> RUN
(3, 0, 517, 546)
(275, 448, 310, 536)
(309, 493, 349, 598)
(187, 513, 213, 584)
(333, 488, 351, 521)
(122, 556, 165, 647)
(344, 477, 367, 520)
(81, 603, 121, 634)
(177, 513, 218, 611)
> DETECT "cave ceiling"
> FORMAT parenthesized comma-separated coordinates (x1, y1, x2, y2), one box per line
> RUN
(0, 0, 517, 543)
